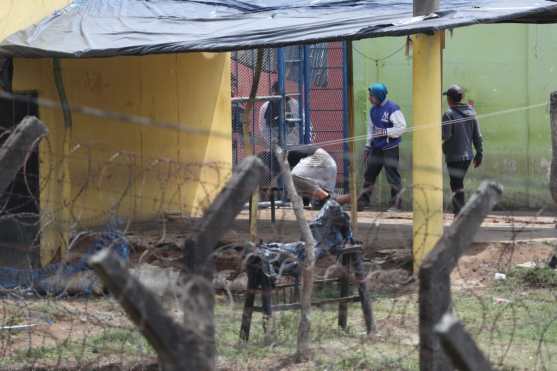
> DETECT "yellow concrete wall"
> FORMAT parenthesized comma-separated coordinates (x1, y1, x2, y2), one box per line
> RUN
(13, 53, 232, 264)
(0, 0, 71, 41)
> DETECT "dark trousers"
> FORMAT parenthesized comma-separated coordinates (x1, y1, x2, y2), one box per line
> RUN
(446, 160, 471, 215)
(359, 146, 402, 207)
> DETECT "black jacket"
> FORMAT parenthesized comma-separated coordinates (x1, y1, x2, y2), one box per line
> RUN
(442, 103, 483, 162)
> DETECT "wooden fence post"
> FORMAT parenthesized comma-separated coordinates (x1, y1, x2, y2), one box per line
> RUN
(92, 156, 266, 370)
(434, 311, 493, 371)
(0, 116, 47, 197)
(274, 145, 316, 361)
(419, 181, 502, 370)
(549, 92, 557, 204)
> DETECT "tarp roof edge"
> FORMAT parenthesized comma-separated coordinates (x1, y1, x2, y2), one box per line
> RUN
(1, 0, 557, 58)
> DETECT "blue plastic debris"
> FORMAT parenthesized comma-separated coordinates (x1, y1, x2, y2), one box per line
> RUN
(250, 199, 353, 283)
(0, 227, 128, 295)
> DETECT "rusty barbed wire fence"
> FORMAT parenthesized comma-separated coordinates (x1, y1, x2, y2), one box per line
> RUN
(0, 90, 554, 370)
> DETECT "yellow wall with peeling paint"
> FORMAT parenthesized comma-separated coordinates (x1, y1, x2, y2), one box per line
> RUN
(0, 0, 71, 41)
(13, 53, 232, 265)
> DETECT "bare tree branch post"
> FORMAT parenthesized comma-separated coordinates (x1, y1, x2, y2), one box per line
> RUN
(434, 311, 494, 371)
(549, 91, 557, 204)
(0, 116, 47, 197)
(91, 156, 265, 371)
(274, 145, 316, 361)
(419, 181, 502, 371)
(182, 156, 266, 368)
(241, 49, 265, 242)
(90, 249, 206, 371)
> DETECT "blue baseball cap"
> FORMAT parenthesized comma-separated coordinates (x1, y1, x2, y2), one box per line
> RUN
(368, 83, 388, 103)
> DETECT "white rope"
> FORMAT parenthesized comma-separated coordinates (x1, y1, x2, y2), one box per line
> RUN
(304, 100, 548, 149)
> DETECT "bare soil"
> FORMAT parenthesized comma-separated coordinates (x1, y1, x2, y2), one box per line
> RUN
(2, 211, 556, 370)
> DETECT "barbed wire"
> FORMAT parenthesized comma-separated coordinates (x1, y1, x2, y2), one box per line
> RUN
(0, 83, 550, 157)
(0, 132, 554, 368)
(0, 53, 555, 371)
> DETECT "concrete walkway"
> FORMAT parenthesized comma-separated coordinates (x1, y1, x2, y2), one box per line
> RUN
(234, 209, 557, 249)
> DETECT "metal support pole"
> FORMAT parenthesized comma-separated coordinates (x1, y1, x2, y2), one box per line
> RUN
(303, 46, 312, 144)
(549, 91, 557, 204)
(414, 0, 439, 16)
(342, 41, 351, 196)
(344, 41, 358, 232)
(277, 48, 287, 149)
(297, 47, 305, 144)
(412, 0, 443, 268)
(242, 49, 264, 242)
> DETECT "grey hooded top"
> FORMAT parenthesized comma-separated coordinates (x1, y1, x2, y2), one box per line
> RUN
(442, 103, 483, 162)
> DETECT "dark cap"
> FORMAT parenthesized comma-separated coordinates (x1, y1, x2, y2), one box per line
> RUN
(443, 84, 464, 102)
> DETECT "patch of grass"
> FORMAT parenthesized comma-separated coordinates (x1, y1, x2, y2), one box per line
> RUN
(1, 327, 154, 369)
(89, 327, 153, 356)
(507, 267, 557, 288)
(330, 347, 372, 369)
(2, 282, 554, 370)
(313, 281, 343, 300)
(214, 284, 554, 370)
(0, 302, 26, 327)
(453, 285, 557, 369)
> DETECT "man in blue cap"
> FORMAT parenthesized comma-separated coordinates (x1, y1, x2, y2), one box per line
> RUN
(357, 83, 407, 211)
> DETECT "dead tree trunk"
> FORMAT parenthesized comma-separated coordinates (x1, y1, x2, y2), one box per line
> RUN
(241, 49, 264, 242)
(90, 249, 206, 371)
(0, 116, 47, 197)
(419, 181, 502, 371)
(434, 311, 493, 371)
(274, 145, 316, 361)
(550, 91, 557, 204)
(182, 156, 266, 368)
(91, 156, 265, 371)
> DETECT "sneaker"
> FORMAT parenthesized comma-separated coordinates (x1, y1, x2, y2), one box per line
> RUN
(549, 255, 557, 269)
(310, 198, 326, 210)
(386, 205, 402, 213)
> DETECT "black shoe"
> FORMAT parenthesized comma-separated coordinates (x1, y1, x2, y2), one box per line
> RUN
(357, 200, 370, 211)
(549, 255, 557, 269)
(310, 198, 326, 210)
(387, 197, 402, 212)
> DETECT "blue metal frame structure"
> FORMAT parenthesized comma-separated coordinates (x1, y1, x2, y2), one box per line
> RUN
(342, 41, 351, 194)
(277, 48, 286, 148)
(231, 43, 350, 193)
(303, 46, 312, 145)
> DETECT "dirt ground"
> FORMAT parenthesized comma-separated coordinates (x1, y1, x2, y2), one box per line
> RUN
(124, 210, 557, 292)
(1, 211, 556, 370)
(452, 240, 555, 289)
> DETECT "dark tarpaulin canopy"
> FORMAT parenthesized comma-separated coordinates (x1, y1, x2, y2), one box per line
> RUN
(1, 0, 557, 58)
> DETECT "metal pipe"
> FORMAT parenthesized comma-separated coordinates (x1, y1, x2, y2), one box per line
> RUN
(414, 0, 440, 16)
(277, 48, 286, 148)
(303, 46, 312, 144)
(231, 93, 301, 103)
(344, 41, 358, 234)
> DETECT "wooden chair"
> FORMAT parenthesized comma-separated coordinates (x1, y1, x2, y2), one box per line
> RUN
(239, 243, 375, 343)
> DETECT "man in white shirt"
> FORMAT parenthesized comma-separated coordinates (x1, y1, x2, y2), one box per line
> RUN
(258, 81, 310, 146)
(260, 146, 350, 209)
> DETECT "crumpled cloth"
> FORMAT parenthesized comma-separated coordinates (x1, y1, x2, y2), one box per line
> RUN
(248, 199, 352, 284)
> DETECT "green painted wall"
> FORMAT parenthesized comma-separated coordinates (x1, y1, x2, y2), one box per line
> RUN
(353, 24, 557, 210)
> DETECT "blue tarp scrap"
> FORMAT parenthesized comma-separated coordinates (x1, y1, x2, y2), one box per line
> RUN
(0, 230, 129, 295)
(251, 199, 353, 282)
(0, 0, 556, 58)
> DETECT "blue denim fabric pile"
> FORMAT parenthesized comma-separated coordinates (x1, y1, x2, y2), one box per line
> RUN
(251, 199, 352, 283)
